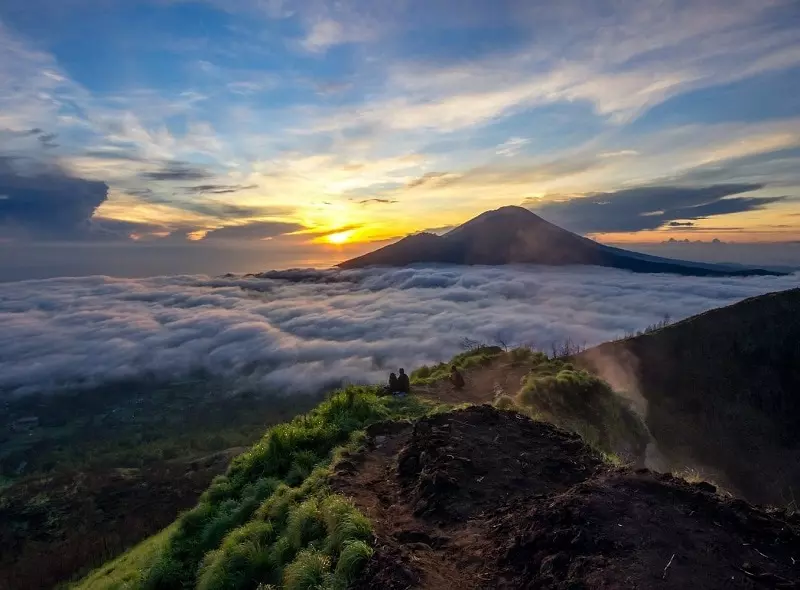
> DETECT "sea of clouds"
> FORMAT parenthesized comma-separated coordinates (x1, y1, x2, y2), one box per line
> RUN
(1, 265, 797, 397)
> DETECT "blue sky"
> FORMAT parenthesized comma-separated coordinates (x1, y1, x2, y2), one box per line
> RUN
(1, 0, 800, 274)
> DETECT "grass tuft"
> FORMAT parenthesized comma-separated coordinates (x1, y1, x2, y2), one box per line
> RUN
(333, 541, 373, 589)
(282, 549, 332, 590)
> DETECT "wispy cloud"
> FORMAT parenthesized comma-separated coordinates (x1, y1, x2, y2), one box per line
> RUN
(1, 0, 799, 257)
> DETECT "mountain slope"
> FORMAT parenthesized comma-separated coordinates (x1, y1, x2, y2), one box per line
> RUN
(340, 206, 783, 276)
(337, 407, 800, 590)
(576, 287, 800, 505)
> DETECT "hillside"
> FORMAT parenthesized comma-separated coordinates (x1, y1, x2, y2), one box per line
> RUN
(576, 287, 800, 505)
(72, 345, 800, 590)
(340, 206, 783, 276)
(0, 382, 320, 590)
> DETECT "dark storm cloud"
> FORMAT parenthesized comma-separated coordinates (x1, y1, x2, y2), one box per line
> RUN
(529, 184, 783, 233)
(141, 161, 214, 181)
(0, 157, 109, 240)
(201, 220, 306, 241)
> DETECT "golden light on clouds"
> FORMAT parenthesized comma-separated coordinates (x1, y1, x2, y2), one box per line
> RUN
(326, 229, 355, 244)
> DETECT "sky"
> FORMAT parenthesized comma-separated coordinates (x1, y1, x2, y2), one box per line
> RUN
(1, 0, 800, 277)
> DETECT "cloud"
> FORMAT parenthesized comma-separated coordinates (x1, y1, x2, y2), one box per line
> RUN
(358, 198, 397, 205)
(38, 132, 59, 149)
(496, 137, 530, 157)
(530, 184, 784, 233)
(182, 184, 259, 195)
(0, 266, 796, 396)
(201, 220, 306, 241)
(405, 172, 450, 189)
(0, 157, 110, 240)
(667, 221, 696, 227)
(141, 162, 214, 181)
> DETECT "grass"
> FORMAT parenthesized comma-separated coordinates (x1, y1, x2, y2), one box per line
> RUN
(73, 388, 431, 590)
(513, 358, 649, 457)
(411, 345, 504, 384)
(73, 346, 646, 590)
(71, 524, 176, 590)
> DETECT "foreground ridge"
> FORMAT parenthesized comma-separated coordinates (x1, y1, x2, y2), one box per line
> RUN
(334, 405, 800, 589)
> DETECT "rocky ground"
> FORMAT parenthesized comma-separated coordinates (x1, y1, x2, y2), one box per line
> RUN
(332, 405, 800, 589)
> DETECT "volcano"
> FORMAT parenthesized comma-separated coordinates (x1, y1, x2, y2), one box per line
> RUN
(339, 206, 783, 276)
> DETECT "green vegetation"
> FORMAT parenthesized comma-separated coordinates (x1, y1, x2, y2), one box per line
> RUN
(1, 380, 320, 483)
(411, 345, 503, 384)
(74, 525, 176, 590)
(73, 389, 430, 590)
(510, 351, 649, 457)
(72, 346, 650, 590)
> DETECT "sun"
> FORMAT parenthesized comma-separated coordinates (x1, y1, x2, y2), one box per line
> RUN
(326, 230, 354, 244)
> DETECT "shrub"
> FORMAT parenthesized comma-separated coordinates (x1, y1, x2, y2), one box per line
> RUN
(285, 498, 326, 550)
(286, 450, 322, 486)
(320, 495, 372, 553)
(196, 521, 276, 590)
(516, 367, 648, 456)
(333, 540, 373, 589)
(283, 549, 332, 590)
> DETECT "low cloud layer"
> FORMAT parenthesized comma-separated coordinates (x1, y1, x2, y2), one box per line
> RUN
(1, 266, 797, 397)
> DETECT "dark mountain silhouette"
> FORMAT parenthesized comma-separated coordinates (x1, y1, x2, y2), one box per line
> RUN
(576, 287, 800, 505)
(340, 206, 783, 276)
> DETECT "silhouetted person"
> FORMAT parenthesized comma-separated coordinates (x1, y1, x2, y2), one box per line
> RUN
(449, 365, 465, 390)
(388, 372, 399, 394)
(397, 368, 410, 395)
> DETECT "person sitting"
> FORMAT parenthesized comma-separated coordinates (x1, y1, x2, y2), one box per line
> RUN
(388, 372, 399, 394)
(397, 368, 410, 395)
(449, 365, 465, 390)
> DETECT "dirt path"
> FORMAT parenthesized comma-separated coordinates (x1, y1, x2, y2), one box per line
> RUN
(332, 406, 800, 590)
(411, 353, 530, 405)
(331, 406, 605, 589)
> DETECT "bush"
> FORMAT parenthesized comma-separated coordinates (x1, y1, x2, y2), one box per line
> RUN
(320, 495, 372, 553)
(283, 549, 332, 590)
(286, 498, 326, 550)
(196, 521, 276, 590)
(515, 366, 648, 457)
(333, 541, 373, 588)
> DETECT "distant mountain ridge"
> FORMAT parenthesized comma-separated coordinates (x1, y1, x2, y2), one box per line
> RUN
(340, 206, 784, 276)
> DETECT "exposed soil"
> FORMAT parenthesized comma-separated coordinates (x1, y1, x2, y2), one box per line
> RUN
(412, 355, 532, 406)
(332, 405, 800, 589)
